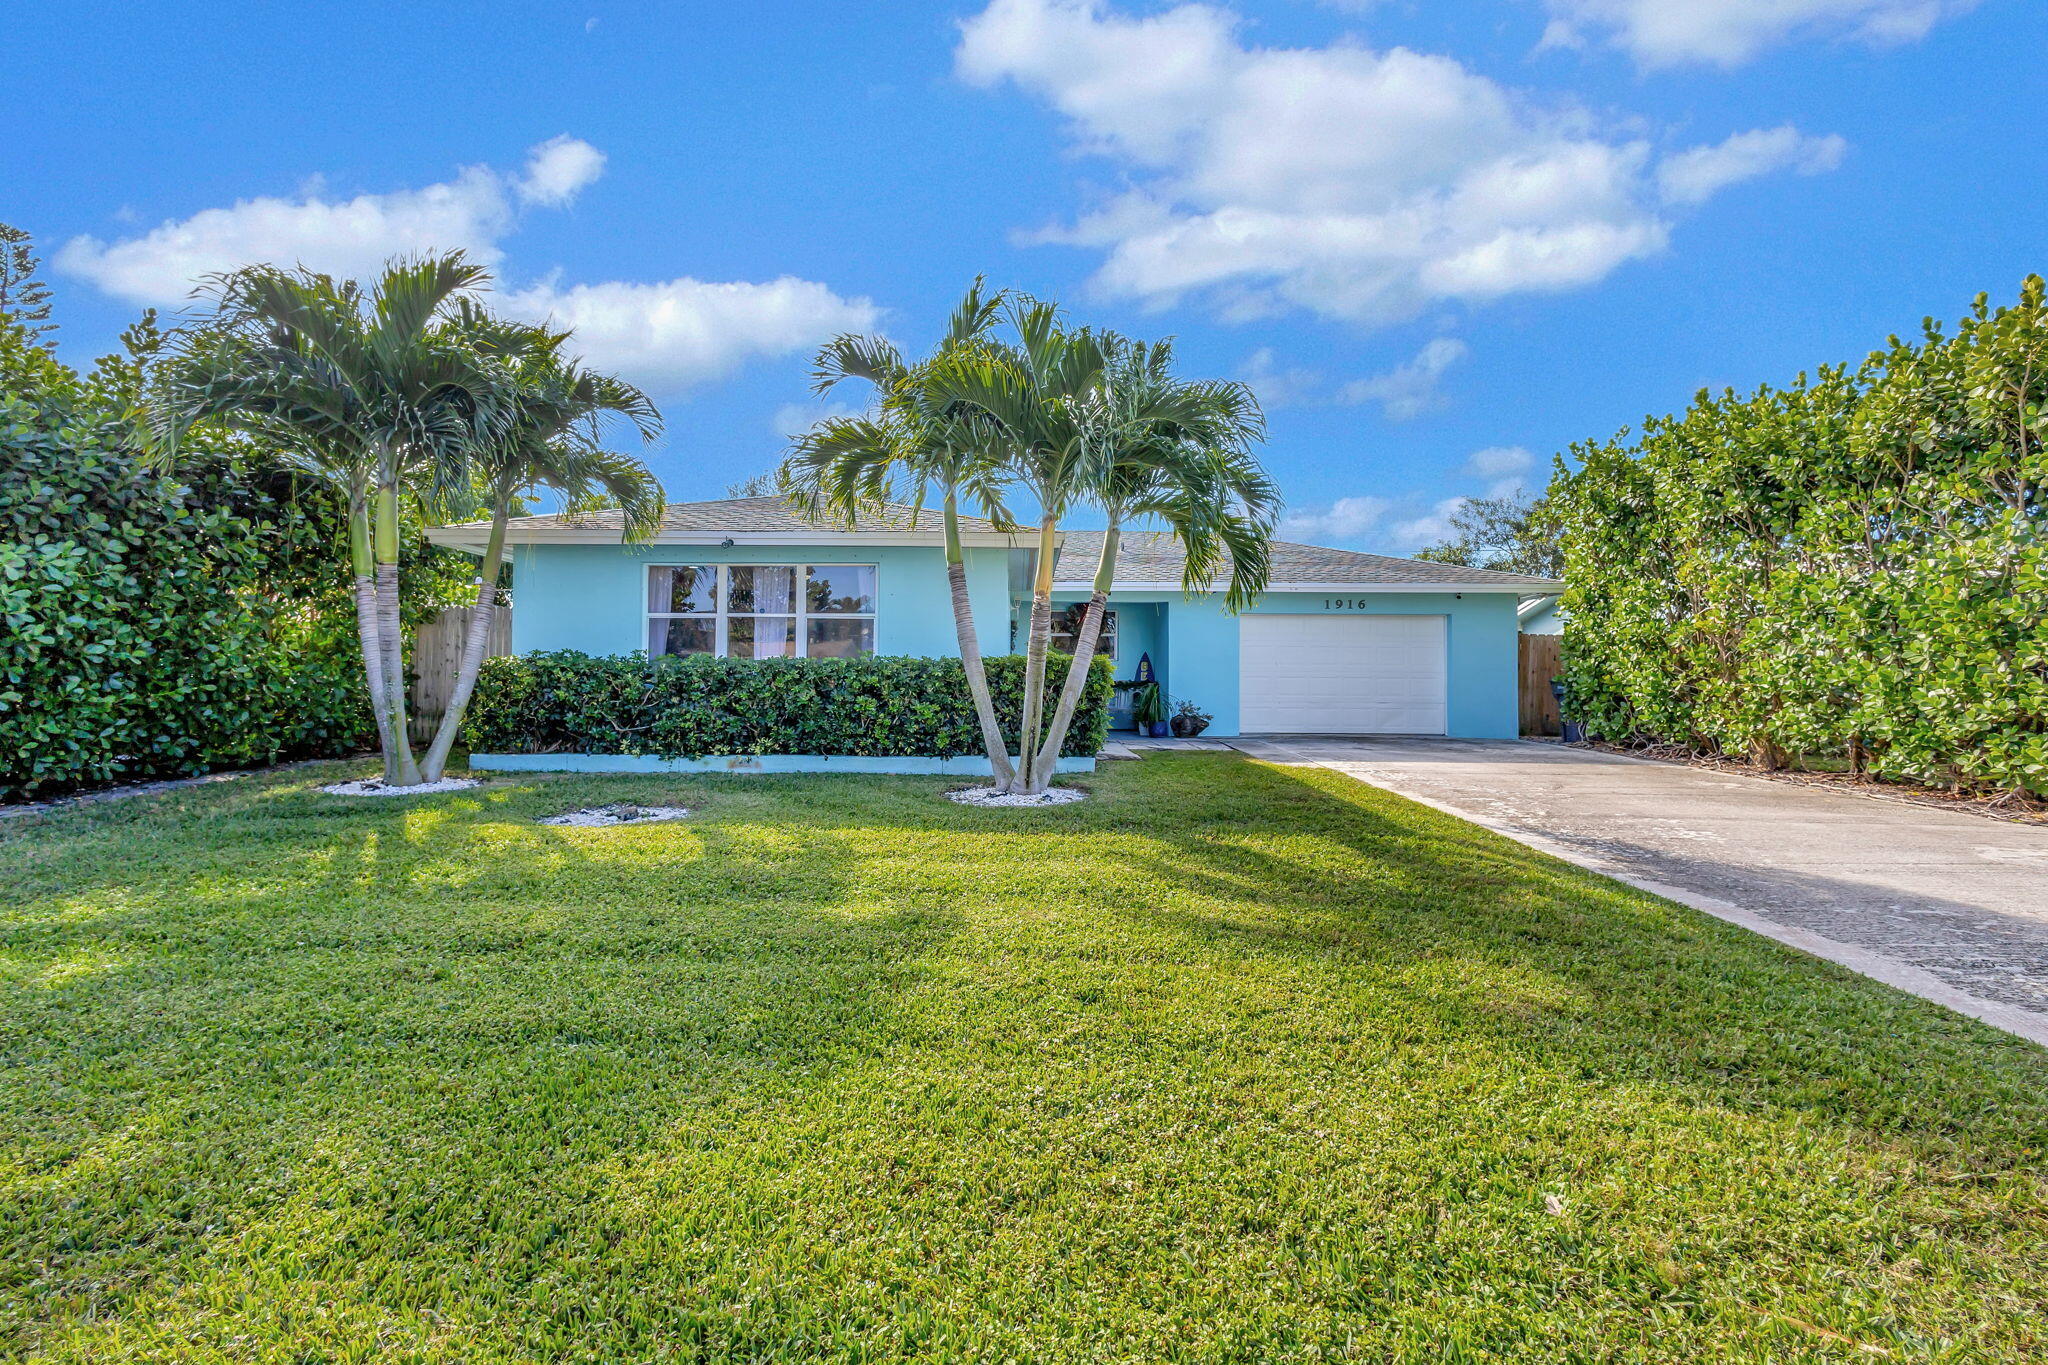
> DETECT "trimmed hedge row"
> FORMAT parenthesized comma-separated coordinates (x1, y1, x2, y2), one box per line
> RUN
(1551, 276, 2048, 795)
(460, 650, 1115, 760)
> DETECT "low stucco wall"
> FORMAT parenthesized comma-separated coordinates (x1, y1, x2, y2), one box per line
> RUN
(470, 753, 1097, 776)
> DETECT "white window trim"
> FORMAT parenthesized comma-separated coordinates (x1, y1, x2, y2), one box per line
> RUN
(645, 563, 878, 659)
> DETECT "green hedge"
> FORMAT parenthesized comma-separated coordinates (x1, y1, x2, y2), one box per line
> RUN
(1, 308, 479, 802)
(1550, 276, 2048, 796)
(460, 650, 1114, 760)
(0, 397, 371, 800)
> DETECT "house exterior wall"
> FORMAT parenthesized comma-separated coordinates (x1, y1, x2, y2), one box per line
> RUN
(511, 545, 1522, 742)
(508, 542, 1013, 659)
(1082, 589, 1521, 740)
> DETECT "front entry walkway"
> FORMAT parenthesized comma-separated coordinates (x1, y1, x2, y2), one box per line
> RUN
(1230, 736, 2048, 1048)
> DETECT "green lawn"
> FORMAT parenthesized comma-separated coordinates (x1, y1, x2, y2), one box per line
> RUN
(3, 755, 2044, 1363)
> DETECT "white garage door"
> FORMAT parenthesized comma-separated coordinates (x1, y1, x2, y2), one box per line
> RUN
(1238, 614, 1447, 734)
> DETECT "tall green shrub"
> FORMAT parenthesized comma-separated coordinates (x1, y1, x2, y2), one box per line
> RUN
(460, 651, 1115, 762)
(1552, 278, 2048, 796)
(0, 311, 475, 800)
(0, 397, 369, 797)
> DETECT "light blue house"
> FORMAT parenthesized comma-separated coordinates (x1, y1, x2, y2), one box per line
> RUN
(427, 496, 1563, 740)
(1519, 594, 1564, 635)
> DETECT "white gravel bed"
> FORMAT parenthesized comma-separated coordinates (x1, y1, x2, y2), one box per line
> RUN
(947, 785, 1088, 808)
(320, 777, 480, 797)
(538, 803, 693, 827)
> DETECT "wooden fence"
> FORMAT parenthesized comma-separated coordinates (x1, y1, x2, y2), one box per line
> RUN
(409, 605, 512, 744)
(1519, 633, 1562, 737)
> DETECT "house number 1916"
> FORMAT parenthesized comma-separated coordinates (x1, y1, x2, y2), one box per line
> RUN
(1323, 598, 1374, 610)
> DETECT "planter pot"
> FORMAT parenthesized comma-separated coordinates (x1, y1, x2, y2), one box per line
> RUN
(1148, 721, 1171, 738)
(1169, 716, 1211, 738)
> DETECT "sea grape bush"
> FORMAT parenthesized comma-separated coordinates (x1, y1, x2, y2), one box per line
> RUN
(461, 650, 1114, 761)
(1551, 277, 2048, 796)
(0, 396, 372, 798)
(0, 313, 473, 800)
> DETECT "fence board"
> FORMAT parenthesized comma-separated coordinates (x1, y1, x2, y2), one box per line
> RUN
(1519, 633, 1562, 737)
(409, 605, 512, 743)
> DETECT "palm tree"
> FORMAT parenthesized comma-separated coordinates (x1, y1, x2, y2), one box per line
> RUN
(780, 281, 1021, 784)
(923, 297, 1110, 791)
(417, 320, 664, 782)
(927, 313, 1277, 793)
(1027, 338, 1275, 790)
(158, 254, 509, 786)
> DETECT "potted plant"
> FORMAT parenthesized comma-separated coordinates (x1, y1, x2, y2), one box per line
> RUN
(1131, 681, 1168, 737)
(1169, 700, 1211, 738)
(1108, 679, 1142, 731)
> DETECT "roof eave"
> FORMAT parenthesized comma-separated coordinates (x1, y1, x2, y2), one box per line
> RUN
(1062, 579, 1564, 595)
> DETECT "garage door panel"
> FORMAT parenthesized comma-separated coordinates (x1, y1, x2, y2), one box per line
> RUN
(1239, 614, 1446, 734)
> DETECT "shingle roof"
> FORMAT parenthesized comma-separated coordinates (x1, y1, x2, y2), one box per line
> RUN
(1056, 530, 1563, 591)
(442, 495, 1000, 537)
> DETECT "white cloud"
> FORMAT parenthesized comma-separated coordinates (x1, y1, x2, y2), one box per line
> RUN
(1658, 126, 1847, 206)
(57, 141, 877, 392)
(57, 163, 521, 304)
(1542, 0, 1979, 67)
(1336, 337, 1468, 419)
(1389, 497, 1469, 549)
(1464, 444, 1536, 497)
(1238, 346, 1323, 409)
(769, 399, 862, 438)
(1278, 495, 1391, 542)
(518, 135, 607, 206)
(1283, 444, 1542, 551)
(959, 0, 1839, 325)
(502, 276, 880, 389)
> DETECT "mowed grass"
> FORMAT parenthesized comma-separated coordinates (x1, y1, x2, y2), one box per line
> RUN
(2, 755, 2044, 1363)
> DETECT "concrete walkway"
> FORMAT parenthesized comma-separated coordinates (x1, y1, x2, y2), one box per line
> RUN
(1229, 736, 2048, 1048)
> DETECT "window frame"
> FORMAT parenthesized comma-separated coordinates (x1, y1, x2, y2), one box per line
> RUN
(1049, 604, 1117, 662)
(645, 562, 878, 659)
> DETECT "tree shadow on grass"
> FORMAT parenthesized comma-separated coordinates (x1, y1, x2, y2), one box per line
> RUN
(0, 765, 971, 1360)
(1102, 754, 2048, 1150)
(6, 754, 2047, 1361)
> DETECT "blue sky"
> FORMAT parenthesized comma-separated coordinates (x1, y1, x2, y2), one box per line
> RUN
(8, 0, 2043, 550)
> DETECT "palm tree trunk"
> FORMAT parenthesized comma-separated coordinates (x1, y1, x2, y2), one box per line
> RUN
(419, 502, 509, 783)
(348, 496, 398, 770)
(1011, 513, 1059, 792)
(943, 492, 1015, 787)
(1029, 523, 1118, 792)
(373, 479, 424, 786)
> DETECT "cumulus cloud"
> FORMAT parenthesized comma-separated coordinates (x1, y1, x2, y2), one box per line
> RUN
(517, 135, 607, 206)
(1278, 495, 1392, 542)
(1282, 445, 1540, 551)
(1541, 0, 1979, 67)
(1337, 337, 1468, 419)
(1389, 497, 1470, 549)
(57, 140, 877, 391)
(502, 277, 880, 389)
(56, 163, 523, 304)
(1464, 444, 1536, 497)
(1657, 126, 1847, 206)
(958, 0, 1840, 326)
(769, 399, 863, 438)
(1238, 346, 1323, 410)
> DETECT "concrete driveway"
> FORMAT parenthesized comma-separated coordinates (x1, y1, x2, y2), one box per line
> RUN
(1230, 736, 2048, 1047)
